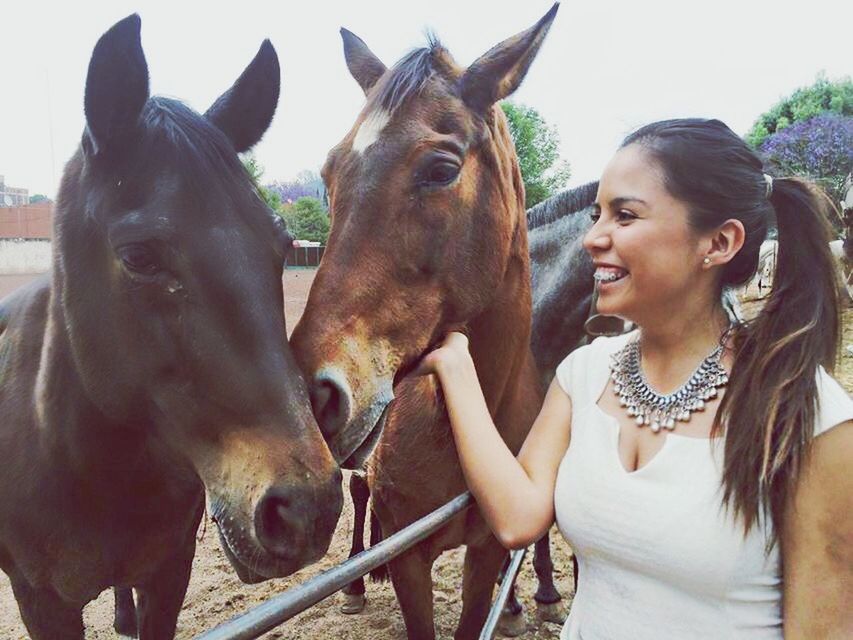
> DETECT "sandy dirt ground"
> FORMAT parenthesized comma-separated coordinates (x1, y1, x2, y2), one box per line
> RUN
(1, 272, 850, 639)
(0, 269, 574, 639)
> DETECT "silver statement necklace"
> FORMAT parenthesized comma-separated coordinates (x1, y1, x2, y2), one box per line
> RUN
(609, 336, 729, 433)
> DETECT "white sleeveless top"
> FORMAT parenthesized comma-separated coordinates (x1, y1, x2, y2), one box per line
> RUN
(553, 333, 853, 640)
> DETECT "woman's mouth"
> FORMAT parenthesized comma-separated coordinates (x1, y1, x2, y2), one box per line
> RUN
(593, 267, 629, 284)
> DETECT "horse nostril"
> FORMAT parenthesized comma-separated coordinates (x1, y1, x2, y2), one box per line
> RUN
(255, 488, 302, 559)
(310, 375, 351, 441)
(254, 478, 343, 562)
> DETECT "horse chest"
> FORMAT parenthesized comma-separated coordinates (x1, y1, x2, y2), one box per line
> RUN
(8, 466, 202, 604)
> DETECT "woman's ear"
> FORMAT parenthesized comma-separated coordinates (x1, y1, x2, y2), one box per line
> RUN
(703, 219, 745, 269)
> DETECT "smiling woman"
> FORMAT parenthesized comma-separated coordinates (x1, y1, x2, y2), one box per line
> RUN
(418, 118, 853, 640)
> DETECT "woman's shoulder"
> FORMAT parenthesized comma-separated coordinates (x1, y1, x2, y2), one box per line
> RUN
(554, 329, 637, 398)
(814, 366, 853, 438)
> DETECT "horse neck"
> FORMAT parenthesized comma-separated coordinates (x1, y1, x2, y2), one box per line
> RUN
(35, 262, 156, 480)
(465, 220, 533, 415)
(529, 211, 595, 376)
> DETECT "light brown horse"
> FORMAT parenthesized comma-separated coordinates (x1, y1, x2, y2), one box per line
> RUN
(291, 6, 558, 638)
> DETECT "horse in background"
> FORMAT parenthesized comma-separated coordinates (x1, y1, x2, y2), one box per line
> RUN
(291, 7, 559, 638)
(0, 16, 341, 639)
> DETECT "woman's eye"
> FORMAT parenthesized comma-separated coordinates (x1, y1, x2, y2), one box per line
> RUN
(589, 211, 601, 223)
(422, 161, 460, 187)
(118, 244, 159, 276)
(616, 210, 636, 222)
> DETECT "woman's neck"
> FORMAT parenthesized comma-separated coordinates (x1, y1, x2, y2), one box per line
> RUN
(636, 302, 731, 394)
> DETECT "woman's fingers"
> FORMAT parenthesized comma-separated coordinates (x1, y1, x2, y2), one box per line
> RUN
(413, 331, 470, 377)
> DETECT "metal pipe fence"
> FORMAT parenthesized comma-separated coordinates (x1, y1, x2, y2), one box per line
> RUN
(480, 547, 526, 640)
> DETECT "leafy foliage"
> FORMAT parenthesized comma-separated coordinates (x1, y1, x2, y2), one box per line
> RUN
(746, 75, 853, 148)
(28, 194, 51, 204)
(500, 101, 571, 208)
(241, 154, 282, 211)
(760, 113, 853, 206)
(281, 197, 329, 243)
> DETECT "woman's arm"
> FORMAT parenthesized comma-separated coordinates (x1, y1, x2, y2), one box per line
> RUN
(418, 332, 573, 549)
(782, 420, 853, 638)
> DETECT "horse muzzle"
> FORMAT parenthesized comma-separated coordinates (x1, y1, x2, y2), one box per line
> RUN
(309, 366, 394, 469)
(209, 469, 343, 582)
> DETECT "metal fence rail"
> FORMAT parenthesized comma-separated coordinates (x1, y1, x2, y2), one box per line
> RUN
(196, 492, 473, 640)
(480, 548, 526, 640)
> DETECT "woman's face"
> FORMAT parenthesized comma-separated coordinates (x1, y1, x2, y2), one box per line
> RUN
(583, 143, 707, 324)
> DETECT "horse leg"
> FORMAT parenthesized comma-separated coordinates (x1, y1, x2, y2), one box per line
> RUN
(455, 535, 517, 640)
(114, 586, 138, 637)
(387, 543, 437, 640)
(8, 575, 84, 640)
(532, 533, 565, 623)
(134, 537, 196, 640)
(341, 473, 370, 614)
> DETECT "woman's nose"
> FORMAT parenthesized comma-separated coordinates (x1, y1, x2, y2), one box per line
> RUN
(583, 222, 610, 253)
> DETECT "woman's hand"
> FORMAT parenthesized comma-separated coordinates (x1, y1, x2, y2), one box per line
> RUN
(414, 331, 474, 381)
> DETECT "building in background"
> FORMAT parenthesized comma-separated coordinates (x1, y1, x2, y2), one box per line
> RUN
(0, 175, 29, 207)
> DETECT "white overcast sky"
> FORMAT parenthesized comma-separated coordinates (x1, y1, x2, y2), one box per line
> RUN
(1, 0, 850, 198)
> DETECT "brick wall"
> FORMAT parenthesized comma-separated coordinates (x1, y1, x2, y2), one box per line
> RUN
(0, 203, 53, 239)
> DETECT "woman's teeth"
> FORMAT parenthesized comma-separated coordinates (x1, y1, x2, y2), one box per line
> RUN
(594, 268, 628, 283)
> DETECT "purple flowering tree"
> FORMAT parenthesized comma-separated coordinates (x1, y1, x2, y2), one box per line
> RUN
(266, 171, 327, 208)
(759, 113, 853, 206)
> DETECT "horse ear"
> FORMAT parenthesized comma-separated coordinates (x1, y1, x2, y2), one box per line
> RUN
(84, 14, 149, 156)
(340, 28, 387, 95)
(459, 3, 558, 113)
(205, 40, 280, 153)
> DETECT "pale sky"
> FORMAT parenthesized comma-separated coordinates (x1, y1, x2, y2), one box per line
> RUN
(1, 0, 850, 198)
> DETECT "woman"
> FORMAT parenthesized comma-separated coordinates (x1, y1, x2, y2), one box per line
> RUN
(416, 119, 852, 638)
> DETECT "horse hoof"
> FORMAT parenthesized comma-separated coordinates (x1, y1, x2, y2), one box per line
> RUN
(536, 601, 566, 624)
(340, 592, 366, 614)
(497, 610, 527, 637)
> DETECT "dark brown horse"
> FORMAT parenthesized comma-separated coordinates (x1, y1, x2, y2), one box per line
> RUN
(0, 16, 341, 639)
(291, 7, 558, 639)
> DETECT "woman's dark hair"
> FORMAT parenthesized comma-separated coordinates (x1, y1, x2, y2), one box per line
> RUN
(622, 118, 840, 541)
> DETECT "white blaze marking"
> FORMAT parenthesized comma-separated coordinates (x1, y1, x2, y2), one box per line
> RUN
(352, 109, 391, 153)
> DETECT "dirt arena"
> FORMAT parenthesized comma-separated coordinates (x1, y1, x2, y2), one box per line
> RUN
(0, 269, 574, 639)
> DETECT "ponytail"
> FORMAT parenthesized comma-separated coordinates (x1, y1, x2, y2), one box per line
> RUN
(621, 119, 842, 542)
(714, 177, 840, 540)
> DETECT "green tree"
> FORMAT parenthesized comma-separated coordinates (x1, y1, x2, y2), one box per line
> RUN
(241, 154, 282, 212)
(501, 101, 571, 208)
(282, 196, 330, 243)
(745, 74, 853, 148)
(29, 194, 51, 204)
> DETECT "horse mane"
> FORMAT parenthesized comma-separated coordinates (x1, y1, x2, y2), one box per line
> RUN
(526, 181, 599, 230)
(136, 97, 277, 230)
(373, 34, 445, 114)
(141, 97, 248, 191)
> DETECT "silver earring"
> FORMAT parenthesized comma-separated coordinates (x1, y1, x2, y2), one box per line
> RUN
(703, 257, 711, 265)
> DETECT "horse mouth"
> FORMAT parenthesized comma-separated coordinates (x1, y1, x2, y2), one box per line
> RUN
(215, 526, 267, 584)
(212, 511, 306, 584)
(342, 401, 393, 470)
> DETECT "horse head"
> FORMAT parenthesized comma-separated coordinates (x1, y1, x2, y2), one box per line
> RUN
(56, 15, 341, 582)
(291, 5, 558, 468)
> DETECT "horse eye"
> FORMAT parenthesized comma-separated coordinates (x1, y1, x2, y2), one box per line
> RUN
(118, 244, 159, 276)
(422, 161, 460, 187)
